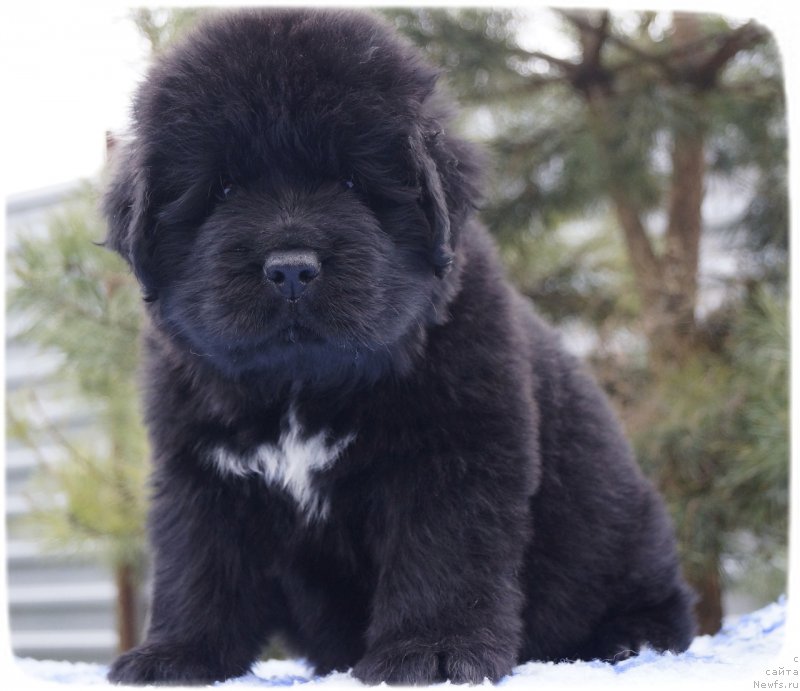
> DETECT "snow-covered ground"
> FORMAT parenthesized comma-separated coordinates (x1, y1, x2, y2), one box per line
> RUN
(7, 598, 791, 689)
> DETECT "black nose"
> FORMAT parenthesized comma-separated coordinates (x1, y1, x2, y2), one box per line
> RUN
(264, 250, 321, 301)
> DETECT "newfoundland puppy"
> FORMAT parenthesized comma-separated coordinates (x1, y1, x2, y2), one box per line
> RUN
(103, 8, 695, 686)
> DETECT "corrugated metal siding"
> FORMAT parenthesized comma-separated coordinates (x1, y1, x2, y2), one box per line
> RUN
(6, 183, 127, 663)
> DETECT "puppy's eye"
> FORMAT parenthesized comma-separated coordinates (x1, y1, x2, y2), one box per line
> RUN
(218, 177, 236, 201)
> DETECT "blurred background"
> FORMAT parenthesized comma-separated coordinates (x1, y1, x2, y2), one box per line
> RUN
(4, 5, 789, 664)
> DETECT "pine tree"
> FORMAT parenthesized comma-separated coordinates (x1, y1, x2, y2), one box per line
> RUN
(8, 185, 148, 652)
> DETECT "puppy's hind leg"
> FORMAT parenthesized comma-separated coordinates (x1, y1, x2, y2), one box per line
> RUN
(573, 584, 697, 663)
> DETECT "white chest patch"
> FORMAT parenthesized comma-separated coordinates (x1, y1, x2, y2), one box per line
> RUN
(209, 411, 354, 521)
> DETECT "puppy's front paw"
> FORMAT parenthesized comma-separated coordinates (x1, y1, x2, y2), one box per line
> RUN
(441, 647, 513, 684)
(107, 643, 241, 685)
(353, 641, 513, 686)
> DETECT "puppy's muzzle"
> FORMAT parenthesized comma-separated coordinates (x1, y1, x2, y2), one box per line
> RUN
(264, 250, 321, 301)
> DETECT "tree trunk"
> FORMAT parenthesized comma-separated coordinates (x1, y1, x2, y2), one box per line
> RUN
(648, 121, 705, 366)
(654, 14, 707, 366)
(115, 561, 139, 653)
(690, 559, 724, 636)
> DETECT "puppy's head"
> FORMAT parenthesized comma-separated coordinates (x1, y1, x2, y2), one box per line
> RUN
(104, 9, 482, 382)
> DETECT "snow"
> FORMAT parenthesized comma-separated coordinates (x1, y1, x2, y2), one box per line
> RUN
(7, 598, 792, 690)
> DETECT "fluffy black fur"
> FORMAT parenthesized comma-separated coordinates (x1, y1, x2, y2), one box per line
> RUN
(103, 8, 696, 686)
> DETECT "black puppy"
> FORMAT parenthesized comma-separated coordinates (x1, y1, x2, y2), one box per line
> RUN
(103, 8, 695, 686)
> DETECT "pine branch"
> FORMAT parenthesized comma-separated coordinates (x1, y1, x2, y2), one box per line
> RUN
(457, 74, 570, 104)
(24, 390, 109, 483)
(611, 195, 663, 290)
(716, 78, 783, 98)
(520, 49, 577, 74)
(552, 12, 771, 91)
(7, 405, 60, 473)
(492, 126, 581, 156)
(556, 10, 616, 96)
(692, 21, 771, 87)
(10, 277, 140, 340)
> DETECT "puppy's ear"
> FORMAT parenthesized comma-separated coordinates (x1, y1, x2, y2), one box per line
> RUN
(410, 124, 483, 279)
(102, 145, 159, 301)
(410, 130, 454, 278)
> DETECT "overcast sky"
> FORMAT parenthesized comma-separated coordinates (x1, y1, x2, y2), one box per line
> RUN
(2, 3, 148, 196)
(1, 0, 797, 199)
